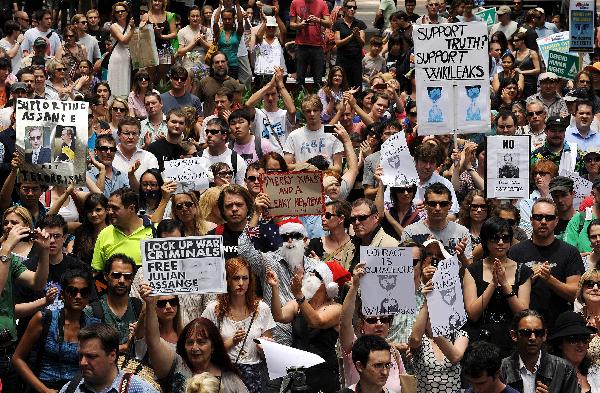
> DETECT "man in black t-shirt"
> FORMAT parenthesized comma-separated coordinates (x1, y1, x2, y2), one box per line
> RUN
(146, 109, 185, 171)
(507, 198, 584, 328)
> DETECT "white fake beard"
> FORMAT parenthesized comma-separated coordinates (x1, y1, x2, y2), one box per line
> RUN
(301, 275, 322, 301)
(280, 239, 305, 272)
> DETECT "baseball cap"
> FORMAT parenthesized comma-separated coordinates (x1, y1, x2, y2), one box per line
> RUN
(34, 37, 47, 47)
(549, 176, 574, 193)
(584, 147, 600, 158)
(545, 116, 569, 129)
(539, 72, 558, 81)
(564, 88, 588, 102)
(535, 7, 545, 14)
(265, 16, 278, 27)
(497, 5, 511, 15)
(10, 82, 28, 93)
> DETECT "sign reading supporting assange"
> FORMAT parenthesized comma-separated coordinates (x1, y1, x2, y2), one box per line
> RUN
(142, 236, 226, 295)
(15, 98, 88, 187)
(260, 171, 325, 217)
(412, 22, 491, 135)
(485, 135, 530, 199)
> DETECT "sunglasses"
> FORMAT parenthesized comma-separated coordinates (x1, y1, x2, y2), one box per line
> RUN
(533, 171, 549, 177)
(137, 76, 150, 81)
(217, 170, 233, 178)
(97, 146, 117, 153)
(109, 271, 134, 280)
(206, 129, 224, 135)
(65, 285, 91, 297)
(351, 213, 373, 223)
(505, 218, 516, 227)
(115, 9, 127, 14)
(490, 234, 511, 243)
(112, 107, 127, 112)
(281, 232, 304, 241)
(346, 5, 357, 9)
(65, 35, 75, 38)
(391, 186, 414, 194)
(564, 335, 591, 344)
(531, 214, 557, 222)
(171, 76, 187, 82)
(324, 212, 339, 220)
(30, 136, 42, 140)
(175, 201, 194, 210)
(585, 156, 600, 163)
(425, 200, 451, 208)
(518, 328, 545, 338)
(583, 280, 600, 289)
(470, 203, 487, 211)
(246, 175, 259, 183)
(56, 67, 66, 71)
(364, 315, 392, 324)
(156, 298, 179, 308)
(408, 111, 417, 116)
(527, 110, 544, 116)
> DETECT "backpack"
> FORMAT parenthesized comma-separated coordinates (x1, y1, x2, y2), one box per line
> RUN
(228, 136, 264, 162)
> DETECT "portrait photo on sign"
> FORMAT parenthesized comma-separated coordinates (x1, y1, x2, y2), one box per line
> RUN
(498, 153, 520, 178)
(54, 125, 76, 163)
(24, 126, 52, 165)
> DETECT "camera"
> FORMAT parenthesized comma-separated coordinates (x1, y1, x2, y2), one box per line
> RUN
(23, 230, 36, 243)
(282, 367, 308, 392)
(431, 257, 439, 268)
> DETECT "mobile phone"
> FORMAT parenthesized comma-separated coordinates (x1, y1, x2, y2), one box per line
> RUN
(431, 258, 439, 268)
(23, 230, 36, 243)
(374, 83, 387, 90)
(323, 124, 336, 133)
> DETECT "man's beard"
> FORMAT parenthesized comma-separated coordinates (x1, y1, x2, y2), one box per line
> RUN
(280, 239, 305, 272)
(301, 274, 322, 301)
(214, 68, 228, 78)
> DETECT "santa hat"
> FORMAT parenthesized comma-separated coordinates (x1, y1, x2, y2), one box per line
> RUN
(326, 261, 352, 289)
(310, 262, 348, 299)
(277, 217, 307, 238)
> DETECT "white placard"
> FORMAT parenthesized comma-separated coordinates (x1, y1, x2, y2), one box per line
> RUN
(560, 169, 593, 209)
(426, 256, 467, 337)
(413, 23, 491, 135)
(360, 247, 416, 316)
(142, 236, 226, 295)
(486, 135, 530, 199)
(257, 338, 325, 380)
(163, 157, 211, 193)
(15, 99, 89, 186)
(380, 133, 419, 187)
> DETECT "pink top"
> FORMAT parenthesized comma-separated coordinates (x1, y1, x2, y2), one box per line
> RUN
(128, 91, 148, 118)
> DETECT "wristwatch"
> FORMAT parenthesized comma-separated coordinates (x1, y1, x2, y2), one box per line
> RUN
(0, 255, 10, 264)
(502, 290, 516, 299)
(296, 296, 306, 305)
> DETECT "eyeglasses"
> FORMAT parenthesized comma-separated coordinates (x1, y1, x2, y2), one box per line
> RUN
(470, 203, 487, 211)
(490, 234, 511, 243)
(65, 286, 91, 297)
(391, 186, 414, 194)
(583, 280, 600, 289)
(364, 315, 392, 324)
(175, 201, 194, 210)
(564, 335, 591, 344)
(370, 362, 393, 370)
(96, 146, 117, 153)
(425, 200, 451, 208)
(518, 328, 545, 338)
(323, 212, 339, 220)
(156, 298, 179, 308)
(56, 67, 66, 71)
(30, 135, 42, 140)
(206, 129, 224, 135)
(217, 170, 233, 178)
(246, 175, 259, 183)
(109, 271, 134, 280)
(120, 132, 139, 137)
(171, 76, 187, 82)
(351, 213, 373, 223)
(585, 156, 600, 163)
(532, 171, 550, 177)
(531, 214, 557, 222)
(112, 107, 127, 112)
(527, 110, 544, 116)
(281, 232, 304, 241)
(346, 5, 357, 9)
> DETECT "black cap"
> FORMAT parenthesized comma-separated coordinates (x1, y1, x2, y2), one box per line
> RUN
(545, 115, 569, 130)
(549, 176, 574, 193)
(549, 311, 597, 341)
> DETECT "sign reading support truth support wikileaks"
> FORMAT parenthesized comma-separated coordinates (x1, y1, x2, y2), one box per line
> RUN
(569, 0, 595, 52)
(15, 98, 89, 187)
(163, 157, 211, 193)
(360, 247, 416, 316)
(485, 135, 530, 199)
(142, 236, 226, 295)
(412, 22, 490, 135)
(260, 171, 325, 217)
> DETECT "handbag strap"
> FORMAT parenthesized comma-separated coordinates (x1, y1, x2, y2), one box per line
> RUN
(234, 310, 258, 364)
(259, 108, 283, 151)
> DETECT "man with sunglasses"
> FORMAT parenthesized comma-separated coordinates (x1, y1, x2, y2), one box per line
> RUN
(160, 65, 202, 117)
(508, 198, 584, 329)
(85, 254, 142, 354)
(500, 309, 578, 393)
(71, 13, 100, 63)
(415, 0, 447, 25)
(87, 135, 129, 198)
(24, 126, 50, 164)
(525, 73, 567, 118)
(526, 101, 548, 150)
(200, 117, 247, 185)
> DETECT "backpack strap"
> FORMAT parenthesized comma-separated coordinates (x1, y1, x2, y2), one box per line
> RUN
(119, 372, 133, 393)
(65, 373, 83, 393)
(254, 135, 263, 159)
(90, 300, 105, 323)
(142, 215, 157, 238)
(230, 149, 238, 180)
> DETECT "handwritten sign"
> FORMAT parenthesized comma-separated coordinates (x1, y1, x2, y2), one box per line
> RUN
(560, 169, 593, 209)
(486, 135, 530, 199)
(547, 50, 580, 80)
(260, 171, 325, 217)
(537, 31, 572, 65)
(413, 22, 490, 135)
(360, 247, 416, 316)
(380, 133, 419, 187)
(142, 236, 226, 295)
(164, 157, 211, 193)
(426, 256, 467, 337)
(569, 0, 595, 51)
(15, 99, 88, 186)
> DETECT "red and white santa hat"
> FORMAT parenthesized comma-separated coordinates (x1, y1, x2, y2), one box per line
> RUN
(309, 261, 351, 299)
(277, 217, 307, 238)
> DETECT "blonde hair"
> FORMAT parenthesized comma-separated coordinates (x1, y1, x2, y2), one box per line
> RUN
(577, 269, 600, 305)
(198, 186, 225, 224)
(2, 206, 34, 230)
(170, 192, 208, 235)
(185, 372, 221, 393)
(109, 97, 129, 122)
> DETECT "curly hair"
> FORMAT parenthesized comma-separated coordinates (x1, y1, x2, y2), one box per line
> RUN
(457, 190, 488, 229)
(215, 257, 259, 320)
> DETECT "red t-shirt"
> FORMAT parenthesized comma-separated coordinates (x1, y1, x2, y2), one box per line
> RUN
(290, 0, 329, 46)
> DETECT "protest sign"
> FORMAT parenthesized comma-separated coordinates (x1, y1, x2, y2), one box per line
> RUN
(560, 169, 593, 209)
(413, 22, 490, 135)
(257, 338, 325, 380)
(569, 0, 595, 52)
(547, 50, 580, 80)
(15, 99, 88, 187)
(486, 135, 530, 199)
(475, 8, 496, 26)
(380, 133, 419, 187)
(360, 247, 416, 316)
(129, 25, 159, 69)
(426, 256, 467, 337)
(537, 31, 572, 65)
(260, 171, 325, 217)
(163, 157, 211, 193)
(142, 236, 226, 295)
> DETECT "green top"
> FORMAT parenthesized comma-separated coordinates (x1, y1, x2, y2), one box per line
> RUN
(91, 224, 154, 271)
(0, 255, 27, 342)
(564, 209, 596, 253)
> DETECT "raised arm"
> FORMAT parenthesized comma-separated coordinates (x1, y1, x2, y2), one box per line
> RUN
(292, 270, 341, 329)
(12, 311, 48, 393)
(266, 268, 298, 323)
(111, 19, 136, 45)
(336, 124, 358, 191)
(16, 229, 51, 291)
(340, 263, 364, 350)
(0, 154, 21, 211)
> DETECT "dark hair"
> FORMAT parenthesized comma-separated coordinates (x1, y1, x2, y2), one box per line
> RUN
(496, 109, 517, 126)
(166, 108, 187, 122)
(351, 198, 378, 215)
(144, 91, 162, 103)
(259, 152, 289, 172)
(587, 219, 600, 237)
(133, 69, 153, 93)
(3, 20, 20, 36)
(95, 134, 116, 148)
(245, 162, 261, 177)
(414, 143, 443, 166)
(157, 219, 186, 237)
(39, 214, 67, 235)
(512, 309, 545, 331)
(480, 216, 513, 257)
(424, 182, 451, 202)
(72, 193, 109, 265)
(117, 116, 141, 133)
(189, 5, 200, 15)
(228, 108, 253, 124)
(382, 119, 403, 133)
(490, 31, 509, 55)
(109, 187, 140, 212)
(574, 71, 595, 99)
(391, 10, 409, 21)
(206, 116, 229, 135)
(16, 66, 35, 81)
(0, 57, 11, 71)
(218, 185, 254, 221)
(78, 324, 120, 359)
(575, 100, 594, 112)
(93, 81, 111, 97)
(493, 77, 519, 106)
(458, 189, 488, 229)
(176, 317, 240, 375)
(326, 200, 352, 227)
(139, 169, 165, 210)
(461, 341, 502, 379)
(306, 155, 330, 170)
(326, 66, 349, 91)
(351, 335, 391, 366)
(61, 268, 93, 290)
(35, 9, 52, 21)
(103, 253, 137, 275)
(492, 202, 521, 225)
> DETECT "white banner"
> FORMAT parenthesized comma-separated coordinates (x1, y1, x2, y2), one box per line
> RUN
(380, 133, 419, 187)
(486, 135, 530, 199)
(163, 157, 211, 193)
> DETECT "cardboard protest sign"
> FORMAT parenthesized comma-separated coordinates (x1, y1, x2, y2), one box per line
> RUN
(537, 32, 572, 65)
(142, 236, 226, 295)
(560, 170, 593, 209)
(15, 99, 88, 187)
(413, 22, 490, 135)
(163, 157, 211, 193)
(257, 338, 325, 380)
(260, 171, 325, 217)
(486, 135, 530, 199)
(360, 247, 416, 316)
(380, 133, 419, 187)
(475, 8, 496, 26)
(130, 25, 159, 69)
(547, 50, 580, 80)
(569, 0, 595, 51)
(426, 256, 467, 337)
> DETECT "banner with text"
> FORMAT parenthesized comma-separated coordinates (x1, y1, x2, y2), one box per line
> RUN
(486, 135, 530, 199)
(15, 99, 89, 187)
(360, 247, 416, 316)
(475, 8, 496, 26)
(569, 0, 595, 52)
(560, 169, 593, 209)
(260, 171, 325, 217)
(537, 31, 572, 65)
(164, 157, 211, 193)
(142, 236, 226, 295)
(380, 132, 419, 187)
(547, 50, 580, 80)
(413, 22, 490, 135)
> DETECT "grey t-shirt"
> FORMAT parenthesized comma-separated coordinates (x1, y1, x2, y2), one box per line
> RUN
(160, 91, 203, 117)
(400, 220, 473, 259)
(362, 151, 380, 188)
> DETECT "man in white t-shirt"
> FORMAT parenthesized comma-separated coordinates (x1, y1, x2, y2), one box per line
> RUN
(228, 108, 272, 164)
(201, 117, 247, 185)
(0, 21, 24, 73)
(245, 67, 296, 153)
(284, 94, 344, 171)
(22, 10, 61, 56)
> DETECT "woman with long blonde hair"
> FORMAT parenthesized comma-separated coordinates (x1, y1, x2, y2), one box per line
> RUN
(199, 186, 225, 226)
(170, 191, 215, 235)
